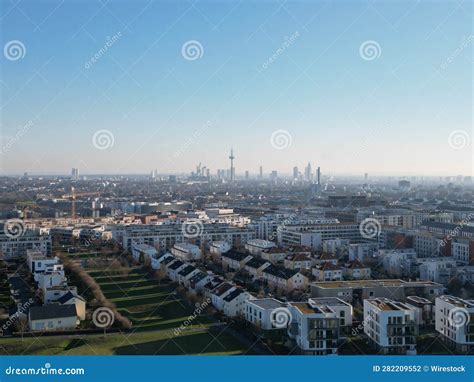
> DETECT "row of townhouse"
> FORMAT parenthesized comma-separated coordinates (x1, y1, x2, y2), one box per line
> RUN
(312, 260, 371, 282)
(132, 244, 254, 318)
(220, 250, 309, 292)
(25, 249, 86, 332)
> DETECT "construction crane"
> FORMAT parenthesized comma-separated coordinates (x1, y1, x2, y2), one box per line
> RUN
(62, 187, 100, 219)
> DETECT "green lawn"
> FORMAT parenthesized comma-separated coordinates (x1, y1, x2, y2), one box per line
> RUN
(0, 264, 254, 355)
(0, 328, 252, 355)
(89, 267, 216, 332)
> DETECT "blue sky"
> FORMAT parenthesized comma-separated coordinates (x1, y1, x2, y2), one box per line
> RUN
(1, 0, 472, 176)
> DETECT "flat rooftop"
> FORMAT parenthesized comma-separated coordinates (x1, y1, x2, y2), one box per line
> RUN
(439, 295, 474, 309)
(247, 298, 285, 310)
(311, 279, 441, 289)
(366, 298, 411, 311)
(309, 297, 351, 307)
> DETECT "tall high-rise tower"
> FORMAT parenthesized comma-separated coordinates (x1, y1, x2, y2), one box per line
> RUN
(229, 148, 235, 182)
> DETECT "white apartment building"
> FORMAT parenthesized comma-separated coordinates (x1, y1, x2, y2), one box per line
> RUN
(287, 299, 341, 355)
(171, 243, 202, 262)
(379, 248, 418, 278)
(131, 243, 158, 263)
(26, 250, 60, 283)
(245, 298, 288, 331)
(418, 258, 458, 285)
(406, 296, 435, 326)
(363, 298, 418, 355)
(348, 243, 378, 262)
(435, 295, 474, 352)
(451, 238, 472, 264)
(0, 230, 51, 259)
(245, 239, 275, 255)
(414, 232, 443, 258)
(278, 223, 363, 251)
(210, 241, 231, 255)
(118, 223, 256, 251)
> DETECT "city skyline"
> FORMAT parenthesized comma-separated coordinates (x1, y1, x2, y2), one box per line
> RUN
(1, 1, 473, 176)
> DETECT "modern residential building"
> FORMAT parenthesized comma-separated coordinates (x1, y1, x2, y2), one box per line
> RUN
(312, 262, 343, 282)
(342, 260, 371, 280)
(379, 248, 418, 278)
(287, 299, 341, 355)
(435, 295, 474, 352)
(245, 298, 287, 331)
(209, 241, 231, 255)
(171, 243, 202, 262)
(311, 279, 444, 304)
(244, 239, 276, 255)
(363, 298, 418, 355)
(405, 296, 435, 326)
(117, 223, 256, 251)
(0, 229, 52, 259)
(418, 258, 458, 285)
(221, 251, 252, 271)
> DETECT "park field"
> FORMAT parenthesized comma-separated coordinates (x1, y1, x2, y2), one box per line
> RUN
(0, 261, 257, 355)
(0, 327, 254, 355)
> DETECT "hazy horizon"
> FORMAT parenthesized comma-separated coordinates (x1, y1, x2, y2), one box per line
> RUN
(1, 1, 472, 177)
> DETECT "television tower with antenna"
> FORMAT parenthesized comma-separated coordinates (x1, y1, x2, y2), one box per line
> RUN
(229, 148, 235, 182)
